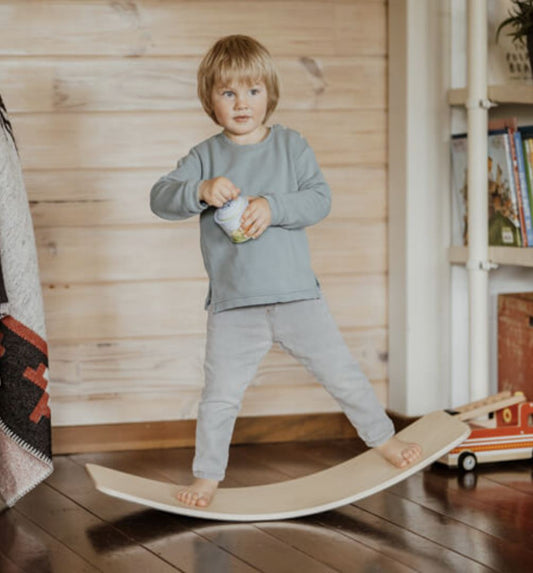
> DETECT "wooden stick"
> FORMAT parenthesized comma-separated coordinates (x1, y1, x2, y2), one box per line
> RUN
(453, 392, 526, 422)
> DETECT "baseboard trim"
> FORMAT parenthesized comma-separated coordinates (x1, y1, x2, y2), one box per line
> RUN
(52, 411, 419, 455)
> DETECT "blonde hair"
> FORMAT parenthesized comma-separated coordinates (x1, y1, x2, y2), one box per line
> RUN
(197, 35, 280, 124)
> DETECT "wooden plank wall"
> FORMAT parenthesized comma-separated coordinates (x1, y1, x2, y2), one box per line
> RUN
(0, 0, 388, 429)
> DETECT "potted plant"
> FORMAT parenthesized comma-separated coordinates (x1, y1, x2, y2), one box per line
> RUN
(496, 0, 533, 76)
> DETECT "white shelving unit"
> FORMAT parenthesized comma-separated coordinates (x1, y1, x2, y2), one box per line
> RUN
(387, 0, 533, 415)
(448, 82, 533, 273)
(448, 85, 533, 106)
(449, 1, 533, 402)
(448, 76, 533, 269)
(449, 246, 533, 267)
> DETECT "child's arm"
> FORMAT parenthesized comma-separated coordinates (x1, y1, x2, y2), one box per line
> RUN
(261, 140, 331, 230)
(150, 149, 207, 220)
(151, 149, 239, 220)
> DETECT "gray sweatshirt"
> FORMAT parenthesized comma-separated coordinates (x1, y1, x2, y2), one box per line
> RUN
(150, 124, 331, 312)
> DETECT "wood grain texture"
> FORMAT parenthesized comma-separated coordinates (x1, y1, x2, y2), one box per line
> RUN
(48, 328, 387, 392)
(51, 412, 361, 453)
(0, 1, 386, 57)
(35, 220, 386, 284)
(13, 110, 386, 169)
(42, 274, 387, 340)
(9, 438, 531, 572)
(47, 327, 387, 425)
(0, 507, 100, 573)
(81, 412, 469, 521)
(1, 0, 389, 429)
(26, 166, 386, 227)
(50, 379, 388, 426)
(13, 485, 179, 572)
(1, 57, 385, 113)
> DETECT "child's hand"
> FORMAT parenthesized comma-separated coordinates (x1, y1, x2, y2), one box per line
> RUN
(199, 177, 240, 208)
(241, 197, 271, 239)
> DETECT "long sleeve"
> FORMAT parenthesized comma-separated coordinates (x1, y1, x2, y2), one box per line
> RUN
(150, 148, 208, 220)
(262, 141, 331, 230)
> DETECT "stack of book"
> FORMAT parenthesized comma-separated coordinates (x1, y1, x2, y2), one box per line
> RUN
(451, 121, 533, 247)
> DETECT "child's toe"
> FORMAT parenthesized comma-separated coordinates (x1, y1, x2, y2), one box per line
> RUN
(197, 496, 209, 507)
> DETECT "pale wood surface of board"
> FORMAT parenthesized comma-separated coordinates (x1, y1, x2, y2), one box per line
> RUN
(84, 411, 470, 521)
(0, 0, 389, 433)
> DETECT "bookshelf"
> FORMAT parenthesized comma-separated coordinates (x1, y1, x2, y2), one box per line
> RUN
(449, 246, 533, 267)
(448, 0, 533, 404)
(447, 84, 533, 270)
(448, 85, 533, 106)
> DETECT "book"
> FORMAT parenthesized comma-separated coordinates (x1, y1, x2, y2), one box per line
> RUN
(521, 127, 533, 246)
(488, 130, 522, 247)
(450, 130, 525, 247)
(514, 130, 533, 246)
(507, 127, 528, 245)
(450, 134, 468, 246)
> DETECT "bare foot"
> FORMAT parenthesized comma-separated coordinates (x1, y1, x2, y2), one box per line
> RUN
(176, 478, 219, 507)
(376, 436, 422, 469)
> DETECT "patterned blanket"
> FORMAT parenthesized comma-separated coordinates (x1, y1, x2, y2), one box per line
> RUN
(0, 125, 53, 508)
(0, 257, 7, 318)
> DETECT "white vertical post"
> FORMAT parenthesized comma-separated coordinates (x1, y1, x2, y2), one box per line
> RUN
(388, 0, 451, 415)
(466, 0, 490, 401)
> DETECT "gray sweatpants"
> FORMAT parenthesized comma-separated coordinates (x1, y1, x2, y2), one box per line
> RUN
(192, 295, 395, 481)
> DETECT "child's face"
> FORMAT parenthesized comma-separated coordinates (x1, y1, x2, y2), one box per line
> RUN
(211, 80, 268, 144)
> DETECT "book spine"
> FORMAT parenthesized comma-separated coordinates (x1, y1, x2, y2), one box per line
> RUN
(450, 135, 468, 246)
(502, 131, 523, 247)
(514, 131, 533, 247)
(523, 136, 533, 247)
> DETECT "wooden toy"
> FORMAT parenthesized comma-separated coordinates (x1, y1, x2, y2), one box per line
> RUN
(439, 391, 533, 471)
(86, 410, 469, 522)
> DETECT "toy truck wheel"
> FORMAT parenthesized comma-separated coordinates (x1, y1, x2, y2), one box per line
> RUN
(459, 452, 477, 472)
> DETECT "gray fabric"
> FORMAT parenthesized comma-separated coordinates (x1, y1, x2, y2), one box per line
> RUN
(150, 125, 330, 312)
(0, 125, 53, 506)
(0, 254, 8, 318)
(0, 130, 46, 340)
(193, 296, 395, 481)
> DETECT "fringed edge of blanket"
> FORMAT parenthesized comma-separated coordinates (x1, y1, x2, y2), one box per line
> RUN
(3, 464, 53, 508)
(3, 465, 54, 508)
(0, 418, 53, 507)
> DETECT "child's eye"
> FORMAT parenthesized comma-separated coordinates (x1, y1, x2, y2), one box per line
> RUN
(222, 91, 234, 98)
(250, 88, 261, 96)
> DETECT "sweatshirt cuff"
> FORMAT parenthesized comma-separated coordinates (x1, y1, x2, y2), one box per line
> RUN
(262, 194, 282, 226)
(196, 181, 209, 211)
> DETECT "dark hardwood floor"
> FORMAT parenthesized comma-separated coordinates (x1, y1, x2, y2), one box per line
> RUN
(1, 437, 532, 572)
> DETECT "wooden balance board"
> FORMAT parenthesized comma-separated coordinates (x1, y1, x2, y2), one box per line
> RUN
(86, 410, 469, 522)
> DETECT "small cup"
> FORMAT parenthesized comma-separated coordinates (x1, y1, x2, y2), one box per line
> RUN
(214, 195, 250, 243)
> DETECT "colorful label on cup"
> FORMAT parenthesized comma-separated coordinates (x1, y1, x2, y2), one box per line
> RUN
(214, 196, 250, 243)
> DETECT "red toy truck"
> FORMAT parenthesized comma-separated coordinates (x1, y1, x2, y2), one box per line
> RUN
(440, 393, 533, 471)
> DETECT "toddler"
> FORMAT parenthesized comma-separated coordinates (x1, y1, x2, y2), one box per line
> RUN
(150, 35, 422, 508)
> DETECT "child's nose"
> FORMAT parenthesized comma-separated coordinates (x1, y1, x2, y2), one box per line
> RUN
(235, 94, 249, 109)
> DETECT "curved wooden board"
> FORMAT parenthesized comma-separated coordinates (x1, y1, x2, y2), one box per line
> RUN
(85, 411, 469, 522)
